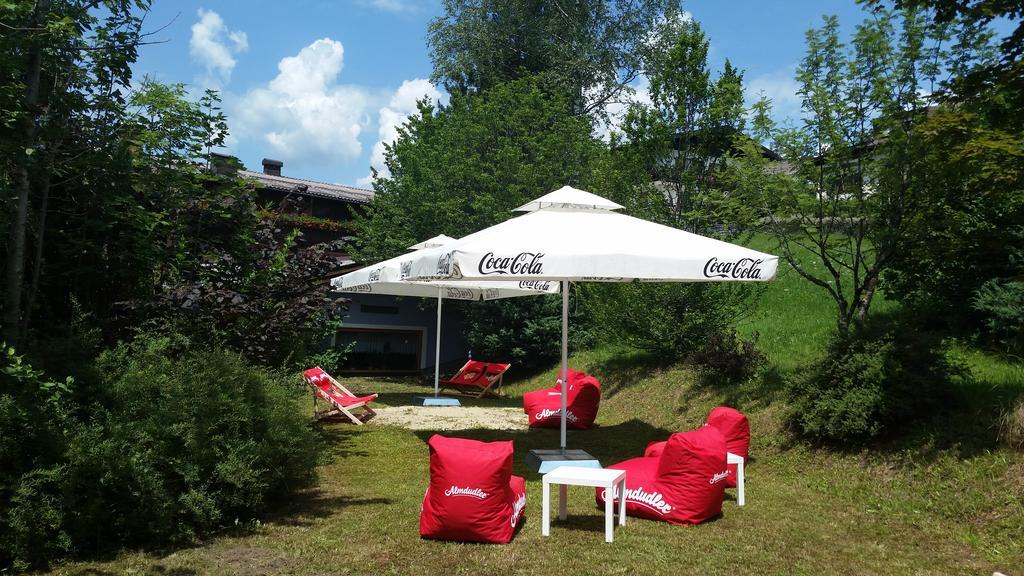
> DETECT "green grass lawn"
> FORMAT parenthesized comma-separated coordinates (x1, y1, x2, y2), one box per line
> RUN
(45, 244, 1024, 576)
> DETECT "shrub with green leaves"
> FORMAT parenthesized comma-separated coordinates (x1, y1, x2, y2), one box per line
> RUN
(582, 282, 756, 358)
(461, 296, 563, 370)
(972, 278, 1024, 356)
(788, 324, 966, 443)
(67, 336, 321, 548)
(1, 336, 321, 570)
(690, 328, 765, 383)
(0, 345, 74, 570)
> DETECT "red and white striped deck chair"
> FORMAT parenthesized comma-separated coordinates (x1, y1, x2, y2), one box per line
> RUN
(303, 367, 378, 425)
(439, 360, 511, 398)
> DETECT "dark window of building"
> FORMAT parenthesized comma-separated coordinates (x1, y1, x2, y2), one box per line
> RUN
(360, 304, 400, 315)
(337, 328, 421, 373)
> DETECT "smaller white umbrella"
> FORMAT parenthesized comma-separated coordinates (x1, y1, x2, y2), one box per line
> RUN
(332, 235, 558, 398)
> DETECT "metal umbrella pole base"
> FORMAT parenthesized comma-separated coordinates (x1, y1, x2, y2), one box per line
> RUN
(526, 448, 601, 473)
(414, 396, 461, 406)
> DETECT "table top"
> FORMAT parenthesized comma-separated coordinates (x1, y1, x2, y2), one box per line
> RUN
(543, 466, 626, 486)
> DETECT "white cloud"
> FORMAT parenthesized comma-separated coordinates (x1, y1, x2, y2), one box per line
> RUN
(745, 67, 803, 124)
(232, 38, 376, 169)
(359, 78, 445, 186)
(594, 75, 652, 141)
(190, 9, 248, 86)
(359, 0, 422, 13)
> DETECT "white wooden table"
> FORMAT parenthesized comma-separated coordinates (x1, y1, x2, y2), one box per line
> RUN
(542, 466, 626, 543)
(727, 452, 745, 506)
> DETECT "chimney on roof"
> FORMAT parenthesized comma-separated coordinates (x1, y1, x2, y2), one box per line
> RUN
(262, 158, 283, 176)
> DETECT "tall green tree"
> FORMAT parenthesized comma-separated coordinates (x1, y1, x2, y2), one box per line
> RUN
(727, 9, 997, 334)
(427, 0, 684, 116)
(858, 1, 1023, 349)
(582, 18, 762, 357)
(1, 0, 151, 346)
(607, 17, 750, 231)
(861, 0, 1022, 125)
(355, 75, 600, 262)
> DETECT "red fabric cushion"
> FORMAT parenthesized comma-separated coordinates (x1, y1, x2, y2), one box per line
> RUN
(597, 427, 728, 525)
(523, 369, 601, 429)
(644, 440, 667, 459)
(705, 406, 750, 488)
(419, 435, 525, 543)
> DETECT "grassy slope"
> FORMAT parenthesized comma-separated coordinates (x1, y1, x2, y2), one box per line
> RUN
(48, 250, 1023, 575)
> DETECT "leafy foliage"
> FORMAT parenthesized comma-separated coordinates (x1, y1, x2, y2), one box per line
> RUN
(690, 328, 766, 383)
(788, 322, 966, 442)
(582, 282, 757, 358)
(885, 107, 1024, 345)
(0, 337, 320, 570)
(579, 18, 765, 358)
(972, 278, 1024, 356)
(0, 344, 74, 570)
(0, 0, 153, 345)
(355, 74, 599, 262)
(427, 0, 684, 115)
(460, 295, 563, 369)
(726, 9, 998, 334)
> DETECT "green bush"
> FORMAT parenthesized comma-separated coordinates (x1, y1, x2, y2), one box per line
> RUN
(787, 324, 966, 443)
(67, 336, 321, 548)
(690, 329, 766, 383)
(972, 279, 1024, 356)
(0, 344, 74, 570)
(461, 295, 564, 370)
(582, 282, 757, 357)
(0, 336, 321, 570)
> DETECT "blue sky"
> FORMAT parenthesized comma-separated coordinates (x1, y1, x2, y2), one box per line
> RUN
(128, 1, 932, 187)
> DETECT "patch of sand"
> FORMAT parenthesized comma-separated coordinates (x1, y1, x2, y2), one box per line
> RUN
(372, 406, 528, 431)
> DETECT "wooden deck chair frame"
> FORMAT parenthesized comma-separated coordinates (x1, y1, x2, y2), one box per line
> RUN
(439, 360, 510, 399)
(307, 368, 377, 425)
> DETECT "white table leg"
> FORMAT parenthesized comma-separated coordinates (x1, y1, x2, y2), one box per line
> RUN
(604, 482, 614, 543)
(736, 458, 745, 506)
(558, 484, 567, 521)
(542, 481, 550, 536)
(618, 478, 626, 525)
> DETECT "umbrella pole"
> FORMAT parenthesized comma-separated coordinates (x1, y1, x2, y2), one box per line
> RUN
(560, 279, 569, 452)
(434, 286, 442, 397)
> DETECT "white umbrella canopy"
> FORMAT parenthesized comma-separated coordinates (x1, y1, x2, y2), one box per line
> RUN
(402, 186, 778, 448)
(331, 235, 559, 398)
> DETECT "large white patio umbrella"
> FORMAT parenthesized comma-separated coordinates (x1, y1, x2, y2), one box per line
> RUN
(402, 187, 779, 449)
(332, 235, 558, 400)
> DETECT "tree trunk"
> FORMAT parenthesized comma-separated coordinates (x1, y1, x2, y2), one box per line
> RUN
(2, 0, 48, 346)
(22, 161, 54, 341)
(853, 272, 880, 329)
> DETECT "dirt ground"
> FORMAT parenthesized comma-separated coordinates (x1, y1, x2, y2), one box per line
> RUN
(372, 406, 528, 431)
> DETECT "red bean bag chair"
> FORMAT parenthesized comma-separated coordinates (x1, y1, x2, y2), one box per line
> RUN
(522, 369, 600, 429)
(596, 426, 728, 525)
(419, 435, 526, 543)
(644, 406, 749, 489)
(706, 406, 750, 488)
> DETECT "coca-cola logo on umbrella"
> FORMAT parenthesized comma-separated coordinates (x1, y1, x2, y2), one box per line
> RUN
(478, 252, 545, 275)
(703, 257, 764, 280)
(518, 280, 553, 291)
